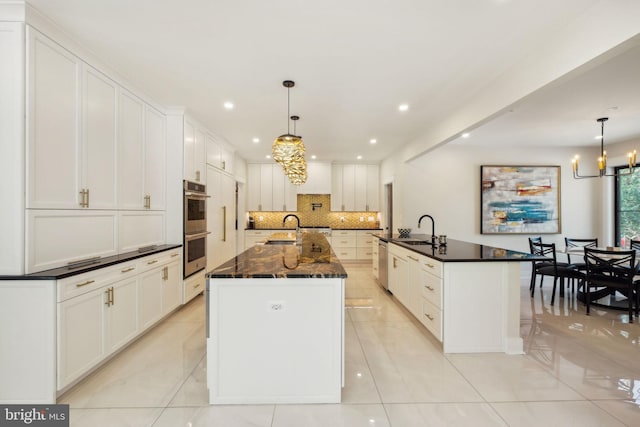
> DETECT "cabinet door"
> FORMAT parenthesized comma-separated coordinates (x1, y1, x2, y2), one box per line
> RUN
(27, 29, 81, 209)
(221, 173, 236, 262)
(272, 165, 286, 211)
(118, 211, 165, 253)
(162, 261, 182, 315)
(284, 178, 298, 211)
(83, 66, 117, 209)
(139, 267, 163, 330)
(388, 252, 407, 305)
(144, 106, 166, 210)
(118, 90, 145, 209)
(183, 119, 197, 182)
(331, 165, 343, 211)
(354, 165, 367, 211)
(58, 288, 105, 389)
(342, 164, 356, 211)
(206, 133, 222, 169)
(206, 166, 222, 271)
(194, 127, 206, 182)
(260, 164, 274, 211)
(220, 146, 233, 173)
(366, 164, 379, 211)
(247, 164, 261, 210)
(104, 277, 139, 354)
(406, 255, 422, 318)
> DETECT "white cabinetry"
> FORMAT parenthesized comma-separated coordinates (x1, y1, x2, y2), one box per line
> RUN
(247, 163, 297, 211)
(183, 118, 205, 183)
(372, 238, 379, 279)
(56, 248, 181, 390)
(244, 229, 279, 247)
(27, 29, 81, 209)
(331, 164, 379, 211)
(207, 166, 237, 270)
(118, 211, 165, 253)
(118, 91, 166, 210)
(26, 210, 118, 273)
(295, 162, 332, 194)
(388, 244, 408, 305)
(331, 230, 357, 261)
(206, 133, 233, 173)
(183, 271, 205, 304)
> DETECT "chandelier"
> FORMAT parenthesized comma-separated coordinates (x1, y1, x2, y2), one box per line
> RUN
(572, 117, 636, 179)
(272, 80, 307, 185)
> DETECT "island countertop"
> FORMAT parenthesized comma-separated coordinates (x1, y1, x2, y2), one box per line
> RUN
(208, 233, 347, 279)
(374, 233, 540, 263)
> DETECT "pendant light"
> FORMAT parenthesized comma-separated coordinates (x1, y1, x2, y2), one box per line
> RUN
(272, 80, 305, 165)
(572, 117, 636, 179)
(283, 116, 307, 185)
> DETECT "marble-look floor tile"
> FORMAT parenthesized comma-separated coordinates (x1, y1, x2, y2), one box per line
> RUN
(168, 355, 208, 407)
(384, 403, 508, 427)
(593, 399, 640, 426)
(272, 404, 390, 427)
(342, 321, 381, 403)
(447, 353, 584, 402)
(491, 401, 627, 427)
(153, 405, 275, 427)
(69, 408, 163, 427)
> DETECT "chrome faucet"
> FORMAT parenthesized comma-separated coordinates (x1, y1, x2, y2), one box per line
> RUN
(417, 214, 436, 245)
(282, 214, 301, 230)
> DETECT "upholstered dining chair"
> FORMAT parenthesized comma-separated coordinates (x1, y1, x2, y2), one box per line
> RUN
(583, 247, 639, 323)
(530, 241, 585, 305)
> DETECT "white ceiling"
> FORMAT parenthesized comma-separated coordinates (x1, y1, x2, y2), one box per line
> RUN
(26, 0, 640, 163)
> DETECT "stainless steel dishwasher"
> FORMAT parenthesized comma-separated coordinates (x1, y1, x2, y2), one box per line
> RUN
(378, 240, 388, 290)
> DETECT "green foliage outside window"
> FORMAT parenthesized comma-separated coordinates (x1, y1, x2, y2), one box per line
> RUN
(616, 167, 640, 246)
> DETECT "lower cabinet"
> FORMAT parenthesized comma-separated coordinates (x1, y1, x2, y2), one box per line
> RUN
(56, 247, 182, 391)
(388, 243, 443, 342)
(183, 271, 205, 304)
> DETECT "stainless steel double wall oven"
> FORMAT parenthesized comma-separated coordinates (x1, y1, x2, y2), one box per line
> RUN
(183, 180, 209, 278)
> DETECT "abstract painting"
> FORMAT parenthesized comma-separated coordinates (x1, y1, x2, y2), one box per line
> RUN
(481, 165, 561, 234)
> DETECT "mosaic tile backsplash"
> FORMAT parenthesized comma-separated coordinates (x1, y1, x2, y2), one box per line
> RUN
(248, 194, 380, 229)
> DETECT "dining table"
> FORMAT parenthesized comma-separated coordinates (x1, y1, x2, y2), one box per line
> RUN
(561, 246, 639, 311)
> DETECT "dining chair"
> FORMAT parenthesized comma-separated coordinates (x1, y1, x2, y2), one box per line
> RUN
(530, 241, 585, 305)
(564, 237, 598, 292)
(584, 247, 639, 322)
(630, 239, 640, 251)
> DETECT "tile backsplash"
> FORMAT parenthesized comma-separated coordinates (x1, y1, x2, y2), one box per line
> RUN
(248, 194, 380, 229)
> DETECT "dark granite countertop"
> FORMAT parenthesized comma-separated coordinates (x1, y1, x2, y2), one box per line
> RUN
(209, 233, 347, 279)
(245, 227, 382, 231)
(375, 233, 541, 263)
(0, 244, 182, 280)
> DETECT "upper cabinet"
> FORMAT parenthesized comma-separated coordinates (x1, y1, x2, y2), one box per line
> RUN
(118, 90, 166, 210)
(331, 164, 379, 211)
(295, 162, 332, 194)
(206, 133, 233, 173)
(183, 118, 205, 183)
(27, 29, 82, 209)
(27, 28, 166, 212)
(247, 163, 297, 211)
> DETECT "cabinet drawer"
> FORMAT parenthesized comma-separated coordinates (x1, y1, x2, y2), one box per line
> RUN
(331, 236, 357, 248)
(421, 298, 443, 342)
(419, 256, 442, 278)
(332, 230, 356, 238)
(333, 247, 357, 260)
(184, 272, 205, 303)
(137, 249, 180, 273)
(356, 247, 374, 260)
(421, 270, 442, 308)
(57, 260, 137, 302)
(356, 233, 374, 247)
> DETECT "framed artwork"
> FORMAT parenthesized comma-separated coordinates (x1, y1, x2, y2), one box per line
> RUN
(481, 165, 561, 234)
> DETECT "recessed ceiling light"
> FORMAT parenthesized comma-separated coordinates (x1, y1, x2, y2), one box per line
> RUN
(311, 155, 317, 160)
(462, 133, 470, 138)
(357, 155, 363, 160)
(252, 138, 260, 143)
(398, 104, 409, 112)
(223, 102, 234, 110)
(595, 135, 603, 140)
(369, 139, 377, 144)
(265, 154, 271, 159)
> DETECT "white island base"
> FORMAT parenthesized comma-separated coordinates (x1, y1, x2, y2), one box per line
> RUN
(206, 277, 345, 404)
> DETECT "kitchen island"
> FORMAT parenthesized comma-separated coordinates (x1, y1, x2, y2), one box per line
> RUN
(206, 232, 347, 404)
(377, 233, 541, 354)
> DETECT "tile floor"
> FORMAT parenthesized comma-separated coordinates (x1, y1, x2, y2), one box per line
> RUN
(59, 264, 640, 426)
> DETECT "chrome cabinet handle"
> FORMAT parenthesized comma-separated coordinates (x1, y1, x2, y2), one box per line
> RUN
(76, 279, 95, 288)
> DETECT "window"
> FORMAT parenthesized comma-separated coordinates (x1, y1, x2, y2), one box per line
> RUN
(614, 166, 640, 247)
